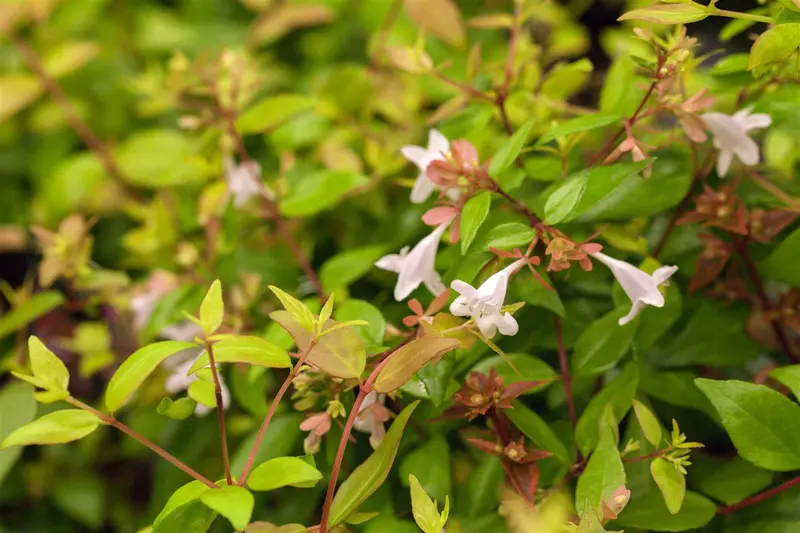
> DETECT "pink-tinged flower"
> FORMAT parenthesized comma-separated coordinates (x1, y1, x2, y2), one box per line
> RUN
(449, 259, 526, 339)
(353, 391, 391, 449)
(602, 485, 631, 520)
(589, 252, 678, 325)
(701, 108, 771, 177)
(401, 129, 460, 203)
(224, 157, 263, 207)
(130, 270, 177, 331)
(300, 412, 332, 454)
(375, 221, 452, 301)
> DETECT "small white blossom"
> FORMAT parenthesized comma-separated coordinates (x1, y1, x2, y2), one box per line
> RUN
(225, 157, 263, 207)
(375, 221, 450, 301)
(701, 108, 771, 178)
(401, 129, 459, 204)
(589, 252, 678, 326)
(353, 391, 390, 449)
(449, 259, 525, 339)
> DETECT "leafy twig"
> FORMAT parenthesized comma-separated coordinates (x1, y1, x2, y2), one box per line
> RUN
(717, 474, 800, 515)
(206, 341, 232, 485)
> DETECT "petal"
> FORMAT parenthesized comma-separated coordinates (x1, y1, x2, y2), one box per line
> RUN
(445, 187, 462, 201)
(652, 265, 679, 286)
(394, 270, 422, 301)
(742, 113, 772, 131)
(401, 145, 429, 169)
(449, 295, 472, 317)
(618, 301, 646, 326)
(496, 312, 519, 336)
(375, 254, 404, 273)
(410, 173, 437, 203)
(476, 313, 498, 339)
(735, 136, 761, 166)
(716, 149, 734, 178)
(423, 271, 446, 296)
(476, 270, 509, 307)
(701, 113, 747, 152)
(451, 280, 477, 298)
(428, 129, 450, 156)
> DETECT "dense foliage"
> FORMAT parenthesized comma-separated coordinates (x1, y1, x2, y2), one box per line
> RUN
(2, 1, 800, 533)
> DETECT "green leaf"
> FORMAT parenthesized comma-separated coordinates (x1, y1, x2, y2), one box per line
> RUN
(463, 455, 505, 518)
(651, 458, 686, 515)
(460, 192, 492, 254)
(230, 414, 304, 475)
(612, 490, 716, 531)
(43, 41, 99, 79)
(470, 353, 557, 394)
(200, 485, 254, 532)
(489, 121, 533, 176)
(575, 361, 639, 456)
(268, 286, 316, 331)
(572, 310, 636, 378)
(659, 303, 761, 367)
(154, 480, 212, 528)
(374, 337, 459, 393)
(105, 341, 196, 412)
(0, 383, 36, 484)
(157, 397, 197, 420)
(632, 400, 663, 447)
(336, 300, 386, 349)
(694, 456, 773, 506)
(537, 113, 623, 145)
(399, 434, 451, 503)
(618, 3, 709, 24)
(270, 310, 366, 379)
(1, 409, 102, 448)
(575, 430, 625, 515)
(762, 226, 800, 285)
(319, 245, 387, 293)
(199, 280, 223, 337)
(329, 401, 419, 526)
(409, 474, 449, 533)
(117, 129, 207, 188)
(512, 272, 565, 317)
(769, 365, 800, 400)
(189, 336, 291, 374)
(710, 54, 750, 77)
(51, 474, 105, 529)
(153, 500, 216, 533)
(188, 380, 217, 408)
(748, 24, 800, 70)
(506, 401, 570, 464)
(247, 456, 323, 491)
(695, 379, 800, 472)
(27, 336, 70, 393)
(544, 160, 651, 224)
(280, 170, 369, 218)
(0, 291, 64, 339)
(477, 222, 537, 250)
(236, 94, 316, 133)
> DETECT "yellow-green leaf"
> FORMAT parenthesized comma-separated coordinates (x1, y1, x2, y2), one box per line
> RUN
(618, 3, 709, 24)
(0, 75, 42, 122)
(633, 400, 663, 447)
(189, 336, 290, 375)
(105, 341, 196, 412)
(28, 336, 69, 393)
(374, 337, 459, 393)
(153, 480, 211, 528)
(42, 41, 99, 79)
(410, 474, 449, 533)
(0, 291, 64, 340)
(247, 456, 323, 491)
(270, 310, 365, 379)
(269, 286, 316, 331)
(651, 458, 686, 514)
(1, 410, 102, 448)
(748, 23, 800, 70)
(460, 192, 492, 254)
(200, 485, 254, 532)
(199, 280, 223, 336)
(236, 94, 316, 133)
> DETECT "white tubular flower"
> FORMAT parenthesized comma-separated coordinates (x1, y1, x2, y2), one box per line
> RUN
(353, 391, 390, 449)
(401, 129, 459, 203)
(589, 252, 678, 326)
(163, 350, 231, 416)
(375, 221, 450, 301)
(224, 156, 263, 207)
(700, 108, 771, 177)
(449, 259, 526, 339)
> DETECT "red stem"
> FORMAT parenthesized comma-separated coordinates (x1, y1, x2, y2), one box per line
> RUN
(622, 448, 668, 463)
(717, 474, 800, 515)
(67, 397, 216, 488)
(206, 342, 232, 485)
(238, 344, 314, 485)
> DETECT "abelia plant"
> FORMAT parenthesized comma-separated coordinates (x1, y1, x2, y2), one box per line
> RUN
(1, 1, 800, 533)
